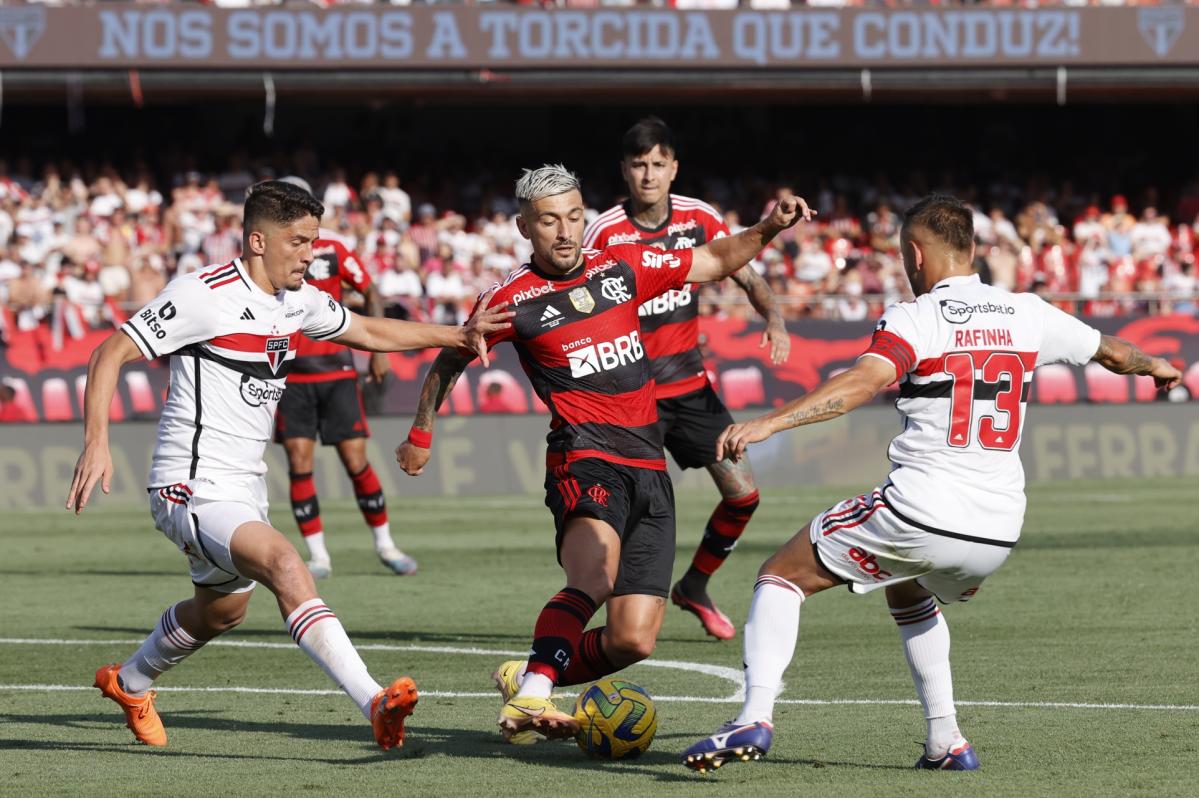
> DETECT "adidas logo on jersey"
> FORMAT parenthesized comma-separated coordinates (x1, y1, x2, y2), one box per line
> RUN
(540, 304, 564, 329)
(240, 308, 255, 321)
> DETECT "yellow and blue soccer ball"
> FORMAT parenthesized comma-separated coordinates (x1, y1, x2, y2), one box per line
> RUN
(573, 678, 658, 760)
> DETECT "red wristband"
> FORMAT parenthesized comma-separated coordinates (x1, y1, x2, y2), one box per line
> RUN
(407, 428, 432, 449)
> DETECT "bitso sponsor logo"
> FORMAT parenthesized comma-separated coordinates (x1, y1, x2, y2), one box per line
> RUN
(939, 298, 1015, 324)
(239, 374, 284, 407)
(566, 331, 644, 378)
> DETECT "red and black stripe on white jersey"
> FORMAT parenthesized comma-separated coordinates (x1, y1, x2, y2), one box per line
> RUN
(291, 235, 373, 383)
(583, 194, 728, 398)
(472, 243, 693, 471)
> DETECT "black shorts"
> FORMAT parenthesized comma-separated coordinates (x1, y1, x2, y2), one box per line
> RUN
(275, 377, 370, 445)
(544, 458, 676, 598)
(656, 385, 735, 470)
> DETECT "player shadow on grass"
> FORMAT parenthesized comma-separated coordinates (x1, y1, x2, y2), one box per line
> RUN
(72, 625, 536, 645)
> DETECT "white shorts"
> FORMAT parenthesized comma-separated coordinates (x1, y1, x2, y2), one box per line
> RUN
(809, 487, 1014, 603)
(148, 477, 268, 594)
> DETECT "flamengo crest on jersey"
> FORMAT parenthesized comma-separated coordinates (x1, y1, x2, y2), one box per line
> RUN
(860, 274, 1101, 544)
(583, 194, 728, 398)
(470, 243, 694, 471)
(120, 259, 352, 487)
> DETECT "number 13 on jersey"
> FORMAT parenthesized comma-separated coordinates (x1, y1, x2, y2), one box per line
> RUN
(942, 351, 1036, 451)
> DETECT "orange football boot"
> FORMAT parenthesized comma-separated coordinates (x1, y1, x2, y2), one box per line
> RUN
(371, 676, 419, 750)
(93, 663, 167, 747)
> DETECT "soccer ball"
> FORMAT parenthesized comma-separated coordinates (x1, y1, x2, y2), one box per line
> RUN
(573, 678, 658, 760)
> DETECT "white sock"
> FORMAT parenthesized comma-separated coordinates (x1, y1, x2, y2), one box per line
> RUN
(734, 575, 805, 725)
(285, 598, 382, 719)
(515, 672, 554, 700)
(891, 597, 963, 757)
(120, 603, 205, 695)
(304, 532, 330, 563)
(371, 523, 397, 551)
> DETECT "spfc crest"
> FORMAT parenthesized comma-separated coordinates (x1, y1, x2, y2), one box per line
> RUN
(568, 286, 595, 314)
(1138, 7, 1185, 58)
(265, 337, 290, 374)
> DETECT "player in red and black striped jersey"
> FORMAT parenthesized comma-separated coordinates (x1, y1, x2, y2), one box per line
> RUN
(397, 164, 812, 744)
(583, 117, 791, 641)
(275, 222, 414, 579)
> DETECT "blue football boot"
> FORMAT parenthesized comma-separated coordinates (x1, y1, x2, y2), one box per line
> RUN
(915, 741, 980, 771)
(682, 720, 773, 773)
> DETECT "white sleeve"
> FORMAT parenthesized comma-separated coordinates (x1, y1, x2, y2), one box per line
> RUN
(299, 283, 352, 341)
(859, 302, 927, 376)
(120, 275, 220, 359)
(1036, 298, 1101, 367)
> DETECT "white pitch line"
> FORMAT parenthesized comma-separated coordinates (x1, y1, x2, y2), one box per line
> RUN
(1, 684, 1196, 712)
(2, 638, 1195, 712)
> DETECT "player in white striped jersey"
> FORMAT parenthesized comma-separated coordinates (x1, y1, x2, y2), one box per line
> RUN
(683, 194, 1180, 773)
(66, 181, 512, 751)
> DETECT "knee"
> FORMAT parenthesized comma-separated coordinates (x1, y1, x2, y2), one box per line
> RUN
(261, 546, 313, 595)
(342, 453, 368, 476)
(605, 625, 656, 664)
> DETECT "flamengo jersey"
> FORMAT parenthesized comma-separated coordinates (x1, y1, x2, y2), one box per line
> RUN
(861, 274, 1100, 544)
(583, 194, 728, 398)
(290, 235, 372, 383)
(474, 243, 694, 471)
(121, 258, 352, 487)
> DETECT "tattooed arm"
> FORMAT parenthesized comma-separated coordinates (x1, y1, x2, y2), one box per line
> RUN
(395, 347, 473, 476)
(729, 264, 790, 364)
(716, 355, 896, 462)
(1091, 335, 1182, 389)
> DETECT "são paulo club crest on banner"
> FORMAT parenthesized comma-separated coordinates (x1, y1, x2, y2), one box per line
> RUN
(265, 337, 290, 374)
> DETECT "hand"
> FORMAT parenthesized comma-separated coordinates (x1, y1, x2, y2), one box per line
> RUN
(462, 287, 514, 367)
(764, 193, 815, 233)
(716, 418, 774, 463)
(396, 441, 431, 476)
(761, 318, 791, 365)
(367, 352, 391, 384)
(1150, 358, 1183, 391)
(66, 440, 113, 514)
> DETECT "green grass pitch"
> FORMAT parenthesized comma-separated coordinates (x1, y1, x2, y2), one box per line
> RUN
(1, 478, 1196, 796)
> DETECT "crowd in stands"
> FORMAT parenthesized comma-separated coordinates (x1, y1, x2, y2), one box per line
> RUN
(1, 157, 1197, 354)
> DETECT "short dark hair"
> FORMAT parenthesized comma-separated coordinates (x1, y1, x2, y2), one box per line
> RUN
(621, 116, 675, 160)
(902, 194, 974, 253)
(244, 180, 324, 233)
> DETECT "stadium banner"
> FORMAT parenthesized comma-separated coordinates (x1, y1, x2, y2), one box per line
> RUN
(0, 6, 1196, 69)
(1, 314, 1197, 424)
(3, 403, 1197, 510)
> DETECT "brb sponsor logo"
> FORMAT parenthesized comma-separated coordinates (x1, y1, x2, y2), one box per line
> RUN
(639, 285, 692, 317)
(566, 331, 644, 378)
(239, 374, 284, 407)
(939, 298, 1015, 324)
(847, 547, 892, 581)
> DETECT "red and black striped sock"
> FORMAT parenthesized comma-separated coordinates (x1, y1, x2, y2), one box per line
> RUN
(682, 491, 760, 592)
(525, 587, 597, 685)
(289, 472, 322, 536)
(349, 464, 387, 528)
(559, 628, 619, 686)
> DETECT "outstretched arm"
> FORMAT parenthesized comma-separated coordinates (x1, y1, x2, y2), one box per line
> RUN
(686, 194, 813, 285)
(1091, 335, 1181, 389)
(395, 347, 474, 476)
(66, 330, 144, 513)
(716, 355, 896, 462)
(729, 264, 790, 364)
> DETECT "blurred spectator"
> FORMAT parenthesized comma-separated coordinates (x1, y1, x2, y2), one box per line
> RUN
(0, 381, 35, 423)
